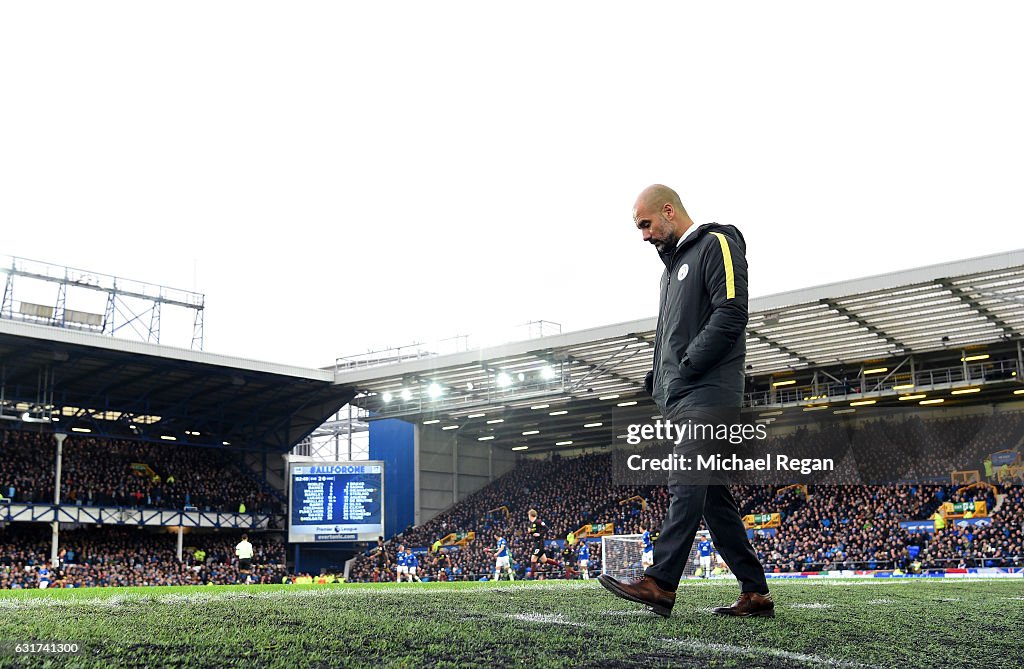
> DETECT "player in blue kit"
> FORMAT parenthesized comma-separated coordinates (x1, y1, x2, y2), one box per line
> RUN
(405, 548, 422, 582)
(577, 540, 591, 580)
(395, 544, 409, 582)
(640, 524, 655, 570)
(38, 563, 52, 589)
(485, 533, 515, 581)
(698, 537, 714, 578)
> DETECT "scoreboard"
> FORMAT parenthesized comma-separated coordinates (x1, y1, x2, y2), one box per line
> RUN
(288, 461, 384, 543)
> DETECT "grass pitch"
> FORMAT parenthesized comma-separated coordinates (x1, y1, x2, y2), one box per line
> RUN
(0, 579, 1021, 668)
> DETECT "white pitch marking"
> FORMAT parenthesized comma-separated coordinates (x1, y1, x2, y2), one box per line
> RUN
(789, 603, 832, 609)
(660, 638, 881, 668)
(867, 599, 894, 605)
(509, 613, 587, 627)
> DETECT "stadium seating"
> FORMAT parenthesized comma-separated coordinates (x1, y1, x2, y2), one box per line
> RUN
(351, 411, 1024, 582)
(0, 525, 287, 588)
(0, 429, 282, 514)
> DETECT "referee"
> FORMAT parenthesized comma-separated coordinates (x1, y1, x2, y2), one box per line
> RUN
(236, 533, 255, 585)
(598, 184, 773, 618)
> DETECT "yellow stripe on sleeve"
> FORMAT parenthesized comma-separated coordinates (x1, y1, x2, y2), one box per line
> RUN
(709, 232, 735, 299)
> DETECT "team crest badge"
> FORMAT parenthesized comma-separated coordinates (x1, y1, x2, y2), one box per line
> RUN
(677, 264, 689, 281)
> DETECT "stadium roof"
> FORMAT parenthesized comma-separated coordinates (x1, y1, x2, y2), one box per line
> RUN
(0, 319, 355, 453)
(333, 249, 1024, 451)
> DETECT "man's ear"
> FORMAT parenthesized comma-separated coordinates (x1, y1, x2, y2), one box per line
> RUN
(663, 203, 675, 220)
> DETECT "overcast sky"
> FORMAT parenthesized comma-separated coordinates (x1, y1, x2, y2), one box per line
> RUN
(2, 2, 1021, 368)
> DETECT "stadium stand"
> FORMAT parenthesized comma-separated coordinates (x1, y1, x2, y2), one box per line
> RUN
(0, 525, 287, 588)
(0, 429, 283, 514)
(349, 411, 1024, 582)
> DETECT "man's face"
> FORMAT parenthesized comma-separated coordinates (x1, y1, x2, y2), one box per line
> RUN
(633, 202, 678, 253)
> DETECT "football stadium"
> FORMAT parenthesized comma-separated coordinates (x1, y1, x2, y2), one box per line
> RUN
(4, 4, 1024, 667)
(1, 249, 1023, 668)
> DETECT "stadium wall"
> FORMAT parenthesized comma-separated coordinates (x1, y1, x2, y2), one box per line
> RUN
(368, 419, 416, 540)
(418, 429, 516, 525)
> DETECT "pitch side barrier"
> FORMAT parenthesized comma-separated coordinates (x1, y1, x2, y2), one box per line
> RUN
(0, 502, 272, 529)
(763, 567, 1024, 579)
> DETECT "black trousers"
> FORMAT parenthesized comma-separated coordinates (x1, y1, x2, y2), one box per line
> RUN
(643, 405, 768, 593)
(644, 483, 768, 593)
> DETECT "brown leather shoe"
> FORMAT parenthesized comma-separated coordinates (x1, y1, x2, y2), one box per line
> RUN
(597, 574, 676, 618)
(712, 592, 775, 618)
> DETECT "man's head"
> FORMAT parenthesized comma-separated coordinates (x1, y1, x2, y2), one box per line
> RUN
(398, 544, 405, 552)
(527, 509, 538, 521)
(633, 184, 693, 253)
(241, 533, 248, 542)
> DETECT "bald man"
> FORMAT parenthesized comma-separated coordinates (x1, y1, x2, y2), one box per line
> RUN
(598, 184, 773, 618)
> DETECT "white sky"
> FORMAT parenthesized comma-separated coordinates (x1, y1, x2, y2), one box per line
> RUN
(2, 2, 1022, 368)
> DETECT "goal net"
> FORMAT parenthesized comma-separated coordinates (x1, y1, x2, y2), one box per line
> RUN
(601, 530, 711, 581)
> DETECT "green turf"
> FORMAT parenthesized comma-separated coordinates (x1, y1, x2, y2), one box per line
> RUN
(0, 579, 1020, 668)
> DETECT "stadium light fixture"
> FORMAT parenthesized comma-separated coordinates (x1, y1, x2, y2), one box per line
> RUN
(833, 409, 856, 414)
(549, 410, 568, 416)
(71, 427, 91, 433)
(427, 383, 443, 399)
(401, 389, 412, 401)
(598, 395, 620, 401)
(920, 398, 944, 405)
(530, 404, 550, 410)
(511, 446, 529, 451)
(772, 379, 796, 387)
(496, 372, 513, 388)
(466, 382, 474, 391)
(617, 401, 637, 407)
(222, 441, 231, 445)
(522, 430, 540, 435)
(898, 394, 927, 401)
(802, 405, 829, 411)
(961, 354, 989, 362)
(487, 419, 504, 424)
(863, 367, 888, 375)
(161, 435, 177, 441)
(442, 425, 459, 430)
(584, 423, 603, 428)
(850, 400, 876, 407)
(540, 366, 556, 380)
(759, 410, 783, 416)
(478, 436, 495, 441)
(555, 440, 573, 446)
(382, 392, 393, 403)
(423, 419, 440, 425)
(517, 372, 526, 382)
(951, 388, 980, 395)
(893, 384, 915, 391)
(467, 413, 486, 419)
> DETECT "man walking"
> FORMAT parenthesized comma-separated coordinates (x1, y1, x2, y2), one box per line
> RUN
(598, 184, 773, 618)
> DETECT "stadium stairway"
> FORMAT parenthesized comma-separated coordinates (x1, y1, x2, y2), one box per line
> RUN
(242, 452, 287, 502)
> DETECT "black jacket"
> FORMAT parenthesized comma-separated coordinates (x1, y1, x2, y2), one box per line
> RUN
(648, 222, 748, 412)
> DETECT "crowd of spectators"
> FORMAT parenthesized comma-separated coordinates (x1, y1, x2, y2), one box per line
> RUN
(0, 526, 287, 589)
(0, 429, 282, 514)
(350, 411, 1024, 582)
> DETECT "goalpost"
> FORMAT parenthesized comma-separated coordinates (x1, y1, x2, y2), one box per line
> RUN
(601, 530, 712, 581)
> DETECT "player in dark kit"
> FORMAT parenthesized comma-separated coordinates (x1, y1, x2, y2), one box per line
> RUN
(527, 509, 559, 576)
(560, 541, 577, 579)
